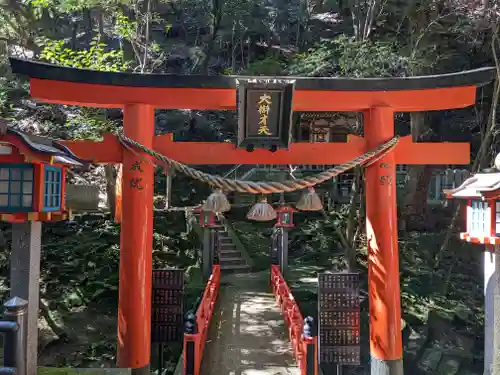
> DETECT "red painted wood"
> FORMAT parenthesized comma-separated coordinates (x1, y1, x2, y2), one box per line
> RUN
(60, 134, 470, 166)
(30, 78, 477, 112)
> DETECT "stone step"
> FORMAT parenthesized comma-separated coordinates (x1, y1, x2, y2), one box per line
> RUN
(219, 249, 242, 257)
(219, 248, 237, 254)
(219, 251, 245, 261)
(219, 244, 236, 250)
(219, 263, 251, 274)
(219, 257, 247, 266)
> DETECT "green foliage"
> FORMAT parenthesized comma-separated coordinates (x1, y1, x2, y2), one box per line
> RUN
(25, 212, 198, 311)
(25, 0, 133, 13)
(113, 13, 138, 41)
(288, 36, 414, 77)
(244, 56, 286, 75)
(40, 219, 121, 308)
(0, 50, 24, 116)
(65, 108, 119, 140)
(0, 81, 10, 113)
(232, 209, 344, 271)
(38, 368, 102, 375)
(0, 212, 200, 367)
(38, 38, 130, 138)
(39, 39, 129, 72)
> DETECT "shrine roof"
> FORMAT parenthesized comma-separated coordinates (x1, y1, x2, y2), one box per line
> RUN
(10, 58, 496, 91)
(301, 112, 340, 119)
(3, 127, 87, 166)
(445, 172, 500, 199)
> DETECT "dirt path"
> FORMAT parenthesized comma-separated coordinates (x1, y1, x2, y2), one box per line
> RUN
(201, 272, 300, 375)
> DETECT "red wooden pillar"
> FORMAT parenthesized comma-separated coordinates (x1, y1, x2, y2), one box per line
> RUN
(365, 107, 403, 375)
(117, 104, 155, 375)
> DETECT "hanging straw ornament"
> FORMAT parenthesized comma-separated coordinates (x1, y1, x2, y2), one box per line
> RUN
(203, 189, 231, 213)
(247, 196, 277, 221)
(295, 187, 323, 211)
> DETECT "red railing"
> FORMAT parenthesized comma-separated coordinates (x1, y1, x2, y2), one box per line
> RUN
(270, 265, 318, 375)
(183, 265, 221, 375)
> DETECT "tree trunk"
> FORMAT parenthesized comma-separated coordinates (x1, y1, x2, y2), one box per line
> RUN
(344, 167, 361, 271)
(83, 9, 93, 45)
(200, 0, 222, 74)
(104, 165, 117, 220)
(97, 10, 105, 37)
(39, 297, 68, 340)
(401, 111, 432, 230)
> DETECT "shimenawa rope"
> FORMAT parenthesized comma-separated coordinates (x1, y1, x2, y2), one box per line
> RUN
(117, 134, 399, 195)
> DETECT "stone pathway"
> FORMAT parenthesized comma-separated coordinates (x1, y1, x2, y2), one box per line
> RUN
(201, 272, 301, 375)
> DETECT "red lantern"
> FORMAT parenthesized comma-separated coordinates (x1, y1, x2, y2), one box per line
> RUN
(275, 205, 297, 228)
(195, 206, 215, 228)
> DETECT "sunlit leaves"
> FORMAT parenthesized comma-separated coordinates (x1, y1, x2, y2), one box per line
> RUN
(39, 38, 130, 72)
(113, 13, 138, 41)
(288, 35, 415, 77)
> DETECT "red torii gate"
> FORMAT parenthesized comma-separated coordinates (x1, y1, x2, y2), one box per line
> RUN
(9, 58, 495, 375)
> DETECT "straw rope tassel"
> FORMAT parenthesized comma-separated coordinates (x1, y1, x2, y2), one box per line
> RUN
(247, 196, 277, 221)
(118, 134, 399, 194)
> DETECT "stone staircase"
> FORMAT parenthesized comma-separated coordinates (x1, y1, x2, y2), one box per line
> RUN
(216, 228, 251, 274)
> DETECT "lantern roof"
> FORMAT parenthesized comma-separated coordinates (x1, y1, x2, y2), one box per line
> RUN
(0, 125, 87, 167)
(444, 172, 500, 199)
(276, 204, 297, 212)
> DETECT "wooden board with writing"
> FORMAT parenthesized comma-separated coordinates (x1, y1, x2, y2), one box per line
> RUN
(151, 269, 184, 343)
(236, 79, 294, 150)
(318, 273, 361, 366)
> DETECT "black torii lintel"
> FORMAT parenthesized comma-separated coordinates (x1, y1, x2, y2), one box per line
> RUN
(9, 58, 496, 91)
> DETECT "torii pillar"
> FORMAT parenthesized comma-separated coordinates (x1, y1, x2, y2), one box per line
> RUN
(117, 104, 155, 374)
(365, 107, 403, 373)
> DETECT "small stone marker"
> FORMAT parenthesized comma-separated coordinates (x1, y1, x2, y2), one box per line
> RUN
(484, 251, 495, 375)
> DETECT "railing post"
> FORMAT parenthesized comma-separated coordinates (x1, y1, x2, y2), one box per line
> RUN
(303, 316, 318, 375)
(1, 297, 29, 375)
(0, 320, 19, 375)
(183, 312, 197, 375)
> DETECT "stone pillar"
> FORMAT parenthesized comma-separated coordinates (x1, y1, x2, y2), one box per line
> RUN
(485, 249, 495, 375)
(164, 172, 172, 210)
(271, 229, 279, 265)
(280, 228, 289, 277)
(202, 228, 212, 282)
(10, 221, 42, 375)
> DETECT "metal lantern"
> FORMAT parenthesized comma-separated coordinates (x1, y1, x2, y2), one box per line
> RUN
(444, 172, 500, 244)
(0, 127, 85, 222)
(276, 205, 297, 228)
